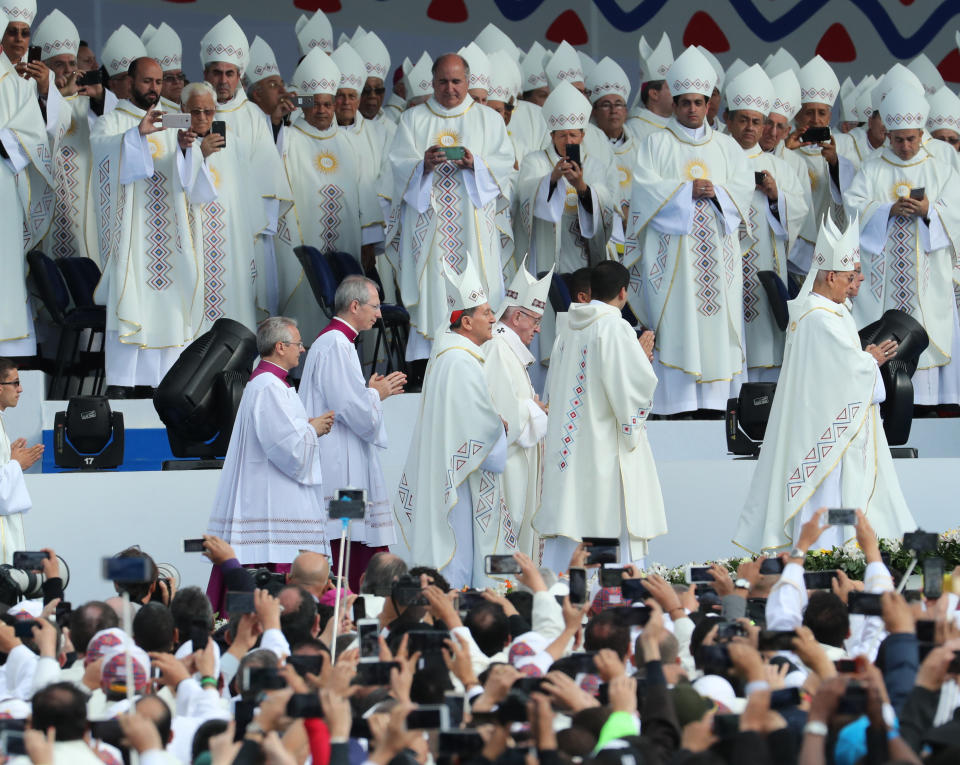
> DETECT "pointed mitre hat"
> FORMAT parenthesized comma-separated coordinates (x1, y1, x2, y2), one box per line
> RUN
(146, 22, 181, 73)
(587, 56, 630, 104)
(33, 9, 78, 60)
(353, 30, 390, 82)
(297, 9, 332, 56)
(763, 48, 799, 79)
(520, 41, 549, 91)
(474, 22, 520, 61)
(880, 85, 930, 131)
(927, 86, 960, 134)
(404, 52, 434, 99)
(497, 257, 553, 318)
(769, 69, 801, 120)
(101, 25, 147, 78)
(907, 53, 944, 96)
(542, 81, 591, 131)
(331, 43, 366, 94)
(798, 55, 840, 106)
(545, 41, 584, 90)
(667, 45, 716, 97)
(638, 32, 673, 81)
(200, 15, 248, 73)
(457, 42, 491, 93)
(724, 64, 772, 116)
(292, 46, 340, 97)
(245, 36, 280, 86)
(696, 46, 724, 90)
(1, 0, 34, 25)
(813, 214, 860, 273)
(444, 257, 488, 322)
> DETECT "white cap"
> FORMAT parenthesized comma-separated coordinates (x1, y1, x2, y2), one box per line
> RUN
(724, 64, 772, 116)
(101, 25, 147, 78)
(146, 22, 181, 73)
(498, 257, 553, 318)
(140, 23, 156, 45)
(667, 45, 716, 98)
(200, 15, 248, 74)
(542, 81, 591, 131)
(296, 9, 333, 56)
(291, 46, 340, 97)
(33, 9, 78, 60)
(404, 52, 434, 99)
(907, 53, 944, 96)
(638, 32, 673, 81)
(486, 51, 515, 103)
(520, 41, 549, 91)
(763, 48, 800, 79)
(852, 76, 877, 121)
(458, 42, 490, 93)
(927, 86, 960, 135)
(871, 64, 924, 113)
(724, 58, 748, 88)
(578, 51, 596, 83)
(768, 69, 801, 120)
(474, 22, 520, 61)
(353, 30, 390, 82)
(880, 86, 930, 131)
(696, 46, 724, 90)
(444, 258, 487, 316)
(1, 0, 35, 25)
(545, 41, 584, 90)
(798, 55, 840, 106)
(331, 43, 366, 94)
(587, 56, 630, 104)
(245, 36, 280, 86)
(813, 214, 860, 273)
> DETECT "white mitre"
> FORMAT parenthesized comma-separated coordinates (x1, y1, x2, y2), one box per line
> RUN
(331, 43, 366, 94)
(294, 14, 308, 36)
(146, 22, 181, 73)
(458, 42, 491, 93)
(880, 86, 929, 132)
(725, 64, 772, 116)
(474, 22, 520, 61)
(545, 41, 584, 90)
(200, 15, 248, 74)
(292, 46, 340, 97)
(486, 52, 514, 104)
(851, 76, 877, 122)
(296, 9, 332, 56)
(667, 45, 716, 97)
(724, 58, 748, 88)
(1, 0, 35, 25)
(907, 53, 944, 96)
(769, 69, 802, 120)
(763, 48, 799, 79)
(353, 30, 390, 82)
(444, 258, 488, 319)
(101, 26, 147, 78)
(871, 64, 924, 113)
(927, 86, 960, 135)
(498, 258, 553, 318)
(839, 76, 855, 113)
(141, 23, 156, 45)
(638, 32, 673, 81)
(33, 9, 78, 60)
(587, 56, 630, 104)
(798, 55, 840, 106)
(404, 52, 434, 99)
(542, 81, 591, 131)
(696, 46, 724, 90)
(812, 214, 860, 273)
(501, 55, 523, 100)
(578, 51, 596, 84)
(245, 36, 280, 87)
(521, 40, 549, 92)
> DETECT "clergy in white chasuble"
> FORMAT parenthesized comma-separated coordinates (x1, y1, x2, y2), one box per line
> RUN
(92, 58, 201, 388)
(844, 90, 960, 406)
(624, 32, 674, 143)
(384, 53, 515, 361)
(625, 46, 753, 415)
(395, 262, 516, 589)
(178, 82, 266, 335)
(734, 217, 915, 554)
(536, 261, 666, 570)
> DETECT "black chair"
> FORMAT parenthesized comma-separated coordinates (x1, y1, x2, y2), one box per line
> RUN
(757, 271, 790, 332)
(57, 257, 107, 395)
(26, 251, 106, 399)
(293, 245, 339, 319)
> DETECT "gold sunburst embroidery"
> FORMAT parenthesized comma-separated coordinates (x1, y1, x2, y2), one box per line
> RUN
(808, 168, 819, 192)
(315, 151, 338, 174)
(209, 166, 221, 190)
(435, 130, 461, 148)
(684, 158, 709, 181)
(617, 164, 631, 188)
(64, 118, 76, 137)
(147, 136, 163, 159)
(564, 186, 578, 213)
(891, 180, 912, 200)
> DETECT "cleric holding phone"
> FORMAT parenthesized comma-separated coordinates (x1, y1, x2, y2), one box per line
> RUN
(0, 358, 42, 564)
(175, 80, 262, 336)
(844, 86, 960, 407)
(734, 216, 915, 554)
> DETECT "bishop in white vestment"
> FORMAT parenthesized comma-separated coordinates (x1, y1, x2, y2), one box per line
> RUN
(734, 217, 915, 553)
(624, 33, 674, 143)
(395, 261, 516, 589)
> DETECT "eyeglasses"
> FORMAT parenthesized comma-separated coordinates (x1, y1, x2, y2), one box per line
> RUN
(0, 379, 20, 387)
(189, 109, 216, 117)
(361, 86, 386, 96)
(5, 28, 30, 38)
(518, 311, 542, 326)
(163, 73, 186, 84)
(358, 301, 381, 310)
(282, 341, 305, 349)
(595, 101, 626, 111)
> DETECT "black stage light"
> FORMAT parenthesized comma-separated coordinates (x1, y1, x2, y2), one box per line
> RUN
(725, 383, 776, 457)
(54, 396, 124, 469)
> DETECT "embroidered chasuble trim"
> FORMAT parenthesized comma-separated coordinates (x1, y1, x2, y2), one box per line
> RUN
(435, 345, 485, 363)
(425, 100, 476, 119)
(292, 124, 337, 141)
(664, 124, 716, 147)
(879, 154, 928, 169)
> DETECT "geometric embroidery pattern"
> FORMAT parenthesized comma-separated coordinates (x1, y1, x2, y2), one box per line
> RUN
(742, 205, 761, 322)
(398, 472, 414, 522)
(144, 172, 172, 291)
(558, 346, 588, 472)
(318, 185, 344, 252)
(52, 145, 79, 259)
(785, 401, 861, 501)
(621, 404, 648, 436)
(692, 199, 720, 316)
(203, 202, 226, 323)
(888, 215, 916, 313)
(649, 233, 670, 292)
(443, 439, 486, 504)
(411, 210, 433, 263)
(434, 163, 464, 273)
(475, 471, 496, 532)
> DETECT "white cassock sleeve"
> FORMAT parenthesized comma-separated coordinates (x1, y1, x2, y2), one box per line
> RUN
(119, 126, 155, 184)
(713, 186, 745, 235)
(462, 155, 499, 209)
(515, 400, 548, 449)
(858, 201, 893, 254)
(43, 72, 63, 134)
(263, 197, 279, 237)
(764, 197, 787, 239)
(0, 461, 30, 516)
(534, 176, 565, 222)
(178, 146, 219, 204)
(479, 429, 507, 473)
(650, 181, 694, 234)
(828, 156, 855, 202)
(871, 360, 886, 405)
(321, 342, 387, 448)
(403, 160, 432, 213)
(252, 385, 322, 485)
(0, 129, 29, 174)
(928, 207, 950, 250)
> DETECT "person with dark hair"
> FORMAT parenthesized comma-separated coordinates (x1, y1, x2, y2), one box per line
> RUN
(625, 34, 674, 142)
(464, 602, 510, 658)
(360, 552, 408, 596)
(29, 682, 99, 762)
(584, 610, 632, 660)
(537, 260, 666, 569)
(133, 603, 175, 653)
(63, 601, 120, 688)
(279, 585, 320, 646)
(407, 566, 451, 593)
(110, 546, 160, 604)
(169, 586, 214, 649)
(802, 591, 850, 648)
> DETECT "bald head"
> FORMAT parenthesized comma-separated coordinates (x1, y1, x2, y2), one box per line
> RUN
(289, 552, 330, 597)
(432, 54, 470, 109)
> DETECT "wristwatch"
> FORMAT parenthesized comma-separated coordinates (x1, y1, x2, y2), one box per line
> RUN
(804, 720, 828, 737)
(734, 578, 751, 590)
(789, 547, 806, 561)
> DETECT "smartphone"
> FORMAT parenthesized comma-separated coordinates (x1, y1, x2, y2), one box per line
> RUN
(0, 731, 25, 756)
(485, 554, 520, 575)
(161, 113, 192, 129)
(564, 142, 581, 166)
(586, 546, 618, 566)
(757, 629, 796, 651)
(54, 600, 72, 626)
(834, 658, 858, 673)
(685, 565, 714, 584)
(329, 488, 366, 520)
(621, 578, 649, 602)
(916, 620, 936, 643)
(353, 661, 399, 686)
(716, 621, 748, 641)
(12, 551, 49, 570)
(746, 598, 767, 627)
(803, 570, 838, 590)
(770, 687, 802, 710)
(357, 619, 380, 660)
(712, 713, 740, 738)
(438, 730, 484, 756)
(754, 171, 766, 185)
(599, 566, 626, 588)
(909, 187, 925, 201)
(293, 95, 315, 109)
(225, 590, 256, 614)
(800, 126, 831, 143)
(443, 692, 465, 726)
(698, 644, 731, 672)
(513, 677, 545, 695)
(848, 591, 884, 616)
(27, 46, 41, 64)
(13, 620, 37, 639)
(392, 578, 427, 606)
(352, 596, 366, 622)
(287, 654, 324, 677)
(903, 531, 938, 554)
(443, 145, 465, 160)
(828, 508, 857, 526)
(287, 692, 324, 718)
(183, 538, 206, 553)
(102, 556, 151, 582)
(406, 705, 449, 730)
(837, 681, 867, 716)
(609, 605, 651, 627)
(759, 557, 785, 575)
(406, 629, 451, 655)
(190, 623, 210, 652)
(564, 652, 597, 675)
(923, 557, 945, 599)
(457, 589, 486, 612)
(78, 69, 102, 87)
(89, 719, 122, 743)
(211, 120, 226, 147)
(243, 666, 286, 694)
(569, 567, 587, 605)
(234, 700, 256, 740)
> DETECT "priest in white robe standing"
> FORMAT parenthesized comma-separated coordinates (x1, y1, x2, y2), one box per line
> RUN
(625, 33, 673, 143)
(734, 217, 915, 553)
(207, 317, 333, 601)
(625, 46, 753, 415)
(394, 259, 516, 589)
(844, 87, 960, 406)
(300, 276, 405, 592)
(536, 261, 666, 569)
(0, 359, 43, 564)
(483, 263, 552, 557)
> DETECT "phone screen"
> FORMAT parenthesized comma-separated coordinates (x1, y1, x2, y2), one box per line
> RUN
(923, 557, 944, 599)
(358, 619, 380, 659)
(485, 555, 520, 575)
(569, 568, 586, 604)
(183, 538, 206, 553)
(225, 591, 256, 614)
